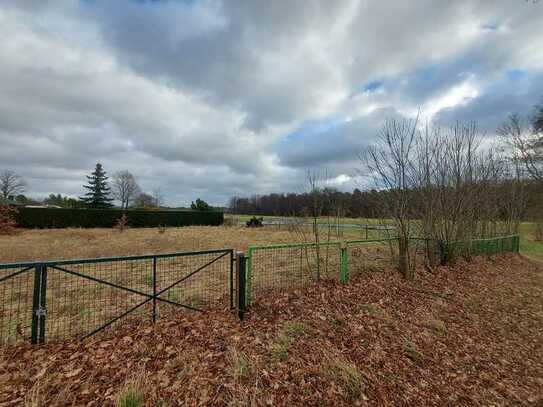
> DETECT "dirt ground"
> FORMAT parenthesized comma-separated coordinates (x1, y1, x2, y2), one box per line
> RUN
(1, 254, 541, 406)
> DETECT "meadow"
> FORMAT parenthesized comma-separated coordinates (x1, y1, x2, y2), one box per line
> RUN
(0, 222, 379, 264)
(0, 218, 540, 264)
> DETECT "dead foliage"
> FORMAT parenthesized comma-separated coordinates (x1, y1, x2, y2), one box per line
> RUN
(114, 214, 129, 232)
(1, 254, 542, 406)
(0, 203, 18, 235)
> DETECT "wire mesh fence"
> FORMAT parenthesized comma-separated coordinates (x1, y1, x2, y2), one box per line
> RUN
(0, 249, 233, 345)
(345, 239, 399, 278)
(1, 234, 521, 345)
(246, 242, 342, 304)
(443, 235, 520, 262)
(0, 265, 35, 345)
(246, 234, 521, 306)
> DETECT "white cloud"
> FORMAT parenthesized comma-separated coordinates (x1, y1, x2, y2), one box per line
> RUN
(0, 1, 542, 205)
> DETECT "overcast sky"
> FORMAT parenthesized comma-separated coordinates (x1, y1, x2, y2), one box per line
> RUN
(1, 1, 542, 206)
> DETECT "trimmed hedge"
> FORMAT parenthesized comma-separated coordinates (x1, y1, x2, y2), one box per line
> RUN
(14, 208, 224, 229)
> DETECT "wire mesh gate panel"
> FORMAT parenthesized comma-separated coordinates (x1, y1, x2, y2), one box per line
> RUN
(345, 239, 399, 278)
(0, 264, 36, 345)
(0, 249, 234, 345)
(246, 242, 342, 304)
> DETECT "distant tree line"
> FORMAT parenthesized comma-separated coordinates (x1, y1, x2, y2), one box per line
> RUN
(0, 163, 214, 212)
(229, 189, 386, 218)
(228, 183, 542, 220)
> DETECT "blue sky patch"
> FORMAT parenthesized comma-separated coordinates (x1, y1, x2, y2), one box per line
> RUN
(506, 69, 526, 81)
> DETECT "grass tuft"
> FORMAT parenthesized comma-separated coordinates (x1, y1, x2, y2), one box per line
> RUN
(359, 303, 379, 315)
(403, 341, 423, 362)
(322, 352, 365, 400)
(427, 319, 447, 336)
(283, 321, 307, 337)
(227, 347, 250, 380)
(115, 372, 148, 407)
(269, 321, 307, 362)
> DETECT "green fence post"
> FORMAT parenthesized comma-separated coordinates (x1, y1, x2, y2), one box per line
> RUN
(246, 247, 253, 306)
(236, 251, 247, 320)
(38, 266, 47, 344)
(31, 265, 42, 345)
(152, 257, 157, 323)
(439, 240, 448, 265)
(340, 243, 348, 285)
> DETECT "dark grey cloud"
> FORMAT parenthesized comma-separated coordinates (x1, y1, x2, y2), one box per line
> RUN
(0, 0, 542, 205)
(434, 70, 543, 132)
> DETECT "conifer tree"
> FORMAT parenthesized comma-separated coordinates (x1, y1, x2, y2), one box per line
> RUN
(80, 163, 114, 208)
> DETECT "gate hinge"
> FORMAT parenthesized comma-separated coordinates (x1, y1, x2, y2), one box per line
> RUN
(35, 307, 47, 317)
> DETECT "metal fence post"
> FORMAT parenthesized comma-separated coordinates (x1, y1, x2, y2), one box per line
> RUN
(38, 266, 47, 344)
(31, 265, 42, 345)
(340, 243, 348, 285)
(439, 240, 448, 265)
(246, 247, 253, 306)
(229, 250, 235, 310)
(236, 251, 247, 320)
(152, 257, 157, 323)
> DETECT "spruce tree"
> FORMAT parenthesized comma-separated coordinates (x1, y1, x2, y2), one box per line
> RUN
(80, 163, 114, 208)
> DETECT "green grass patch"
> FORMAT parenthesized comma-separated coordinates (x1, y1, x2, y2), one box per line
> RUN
(519, 222, 543, 262)
(115, 373, 148, 407)
(269, 321, 307, 362)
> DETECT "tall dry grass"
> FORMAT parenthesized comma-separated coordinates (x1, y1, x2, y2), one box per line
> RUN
(0, 226, 363, 263)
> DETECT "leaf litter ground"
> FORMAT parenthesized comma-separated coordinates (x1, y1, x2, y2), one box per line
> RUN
(1, 254, 542, 406)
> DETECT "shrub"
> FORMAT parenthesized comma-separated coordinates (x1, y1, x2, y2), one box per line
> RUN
(13, 208, 224, 229)
(246, 216, 263, 228)
(115, 214, 129, 232)
(0, 203, 18, 235)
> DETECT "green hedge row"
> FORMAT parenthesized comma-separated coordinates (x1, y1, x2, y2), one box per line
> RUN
(14, 208, 224, 229)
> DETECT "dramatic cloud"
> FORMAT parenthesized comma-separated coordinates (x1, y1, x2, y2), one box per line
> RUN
(1, 0, 542, 205)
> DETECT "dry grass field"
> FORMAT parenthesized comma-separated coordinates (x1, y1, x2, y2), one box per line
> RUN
(0, 225, 367, 264)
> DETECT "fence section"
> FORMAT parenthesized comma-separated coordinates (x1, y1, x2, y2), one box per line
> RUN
(246, 241, 342, 305)
(246, 238, 401, 305)
(246, 235, 520, 306)
(0, 249, 233, 345)
(344, 239, 399, 279)
(0, 264, 36, 345)
(1, 234, 521, 345)
(443, 235, 520, 262)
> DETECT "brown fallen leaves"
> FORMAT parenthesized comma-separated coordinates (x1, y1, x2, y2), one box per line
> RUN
(1, 254, 542, 406)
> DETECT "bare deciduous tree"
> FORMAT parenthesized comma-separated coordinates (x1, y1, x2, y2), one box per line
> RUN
(134, 192, 156, 208)
(361, 118, 418, 279)
(112, 171, 140, 210)
(152, 188, 164, 208)
(498, 113, 543, 182)
(0, 170, 26, 199)
(362, 118, 526, 270)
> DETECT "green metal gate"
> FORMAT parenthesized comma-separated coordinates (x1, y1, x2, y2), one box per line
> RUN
(0, 249, 234, 345)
